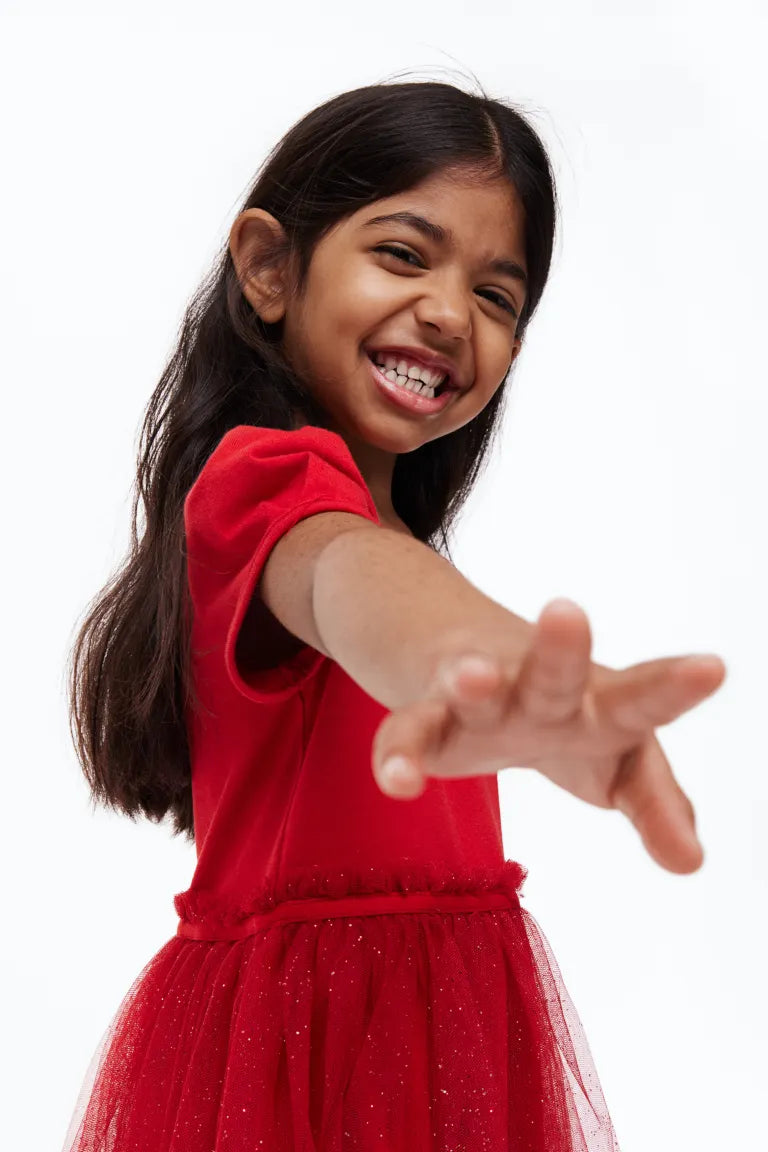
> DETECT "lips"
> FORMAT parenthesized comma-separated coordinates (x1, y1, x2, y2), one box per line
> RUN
(367, 354, 457, 414)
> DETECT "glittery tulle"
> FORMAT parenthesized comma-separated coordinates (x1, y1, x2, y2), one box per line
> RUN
(61, 860, 621, 1151)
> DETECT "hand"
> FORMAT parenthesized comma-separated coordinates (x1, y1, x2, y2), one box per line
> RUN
(370, 598, 727, 875)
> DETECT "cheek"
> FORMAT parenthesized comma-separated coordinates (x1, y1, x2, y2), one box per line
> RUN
(322, 283, 394, 363)
(474, 328, 515, 385)
(307, 263, 377, 340)
(340, 257, 412, 324)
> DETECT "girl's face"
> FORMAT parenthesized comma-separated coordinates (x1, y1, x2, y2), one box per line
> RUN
(231, 166, 528, 515)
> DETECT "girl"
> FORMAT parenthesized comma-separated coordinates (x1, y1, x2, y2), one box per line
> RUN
(61, 80, 725, 1151)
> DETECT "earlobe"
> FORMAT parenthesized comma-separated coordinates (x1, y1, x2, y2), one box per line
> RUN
(229, 208, 288, 324)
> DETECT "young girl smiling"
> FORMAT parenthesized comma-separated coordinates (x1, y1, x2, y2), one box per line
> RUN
(62, 80, 724, 1151)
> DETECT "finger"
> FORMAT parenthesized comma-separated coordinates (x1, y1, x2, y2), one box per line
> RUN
(596, 654, 727, 733)
(608, 735, 704, 874)
(371, 696, 453, 800)
(516, 598, 593, 723)
(432, 653, 508, 731)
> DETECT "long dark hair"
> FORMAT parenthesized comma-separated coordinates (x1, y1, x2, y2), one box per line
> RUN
(67, 79, 560, 843)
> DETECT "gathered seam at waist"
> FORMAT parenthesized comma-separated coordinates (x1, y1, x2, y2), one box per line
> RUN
(176, 888, 520, 942)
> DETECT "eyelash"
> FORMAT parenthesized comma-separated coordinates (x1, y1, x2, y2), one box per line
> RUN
(373, 244, 519, 318)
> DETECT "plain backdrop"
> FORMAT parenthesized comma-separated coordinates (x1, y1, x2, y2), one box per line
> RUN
(1, 1, 765, 1149)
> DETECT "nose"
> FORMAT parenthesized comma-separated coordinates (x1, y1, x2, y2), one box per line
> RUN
(413, 281, 472, 341)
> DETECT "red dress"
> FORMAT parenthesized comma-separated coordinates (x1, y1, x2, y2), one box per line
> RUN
(62, 424, 621, 1151)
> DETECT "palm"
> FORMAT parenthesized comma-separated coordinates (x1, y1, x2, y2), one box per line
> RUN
(373, 600, 727, 875)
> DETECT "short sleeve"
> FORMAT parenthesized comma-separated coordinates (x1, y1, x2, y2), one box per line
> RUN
(183, 424, 380, 702)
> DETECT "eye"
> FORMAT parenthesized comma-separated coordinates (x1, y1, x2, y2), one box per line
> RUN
(373, 243, 423, 268)
(373, 244, 519, 319)
(476, 289, 518, 318)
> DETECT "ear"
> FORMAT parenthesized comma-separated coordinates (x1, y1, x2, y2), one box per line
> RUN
(229, 208, 291, 324)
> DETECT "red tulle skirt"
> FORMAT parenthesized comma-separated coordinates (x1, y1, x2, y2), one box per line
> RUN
(61, 860, 621, 1151)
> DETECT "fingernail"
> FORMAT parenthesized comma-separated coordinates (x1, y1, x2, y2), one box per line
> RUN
(680, 655, 724, 672)
(381, 756, 414, 790)
(684, 822, 704, 853)
(447, 656, 497, 687)
(382, 755, 423, 792)
(547, 598, 578, 613)
(458, 656, 497, 676)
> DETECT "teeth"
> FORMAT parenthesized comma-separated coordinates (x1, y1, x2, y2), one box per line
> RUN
(370, 352, 448, 395)
(384, 369, 436, 397)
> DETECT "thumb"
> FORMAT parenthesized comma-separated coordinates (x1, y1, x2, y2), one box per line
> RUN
(371, 697, 452, 799)
(610, 736, 704, 874)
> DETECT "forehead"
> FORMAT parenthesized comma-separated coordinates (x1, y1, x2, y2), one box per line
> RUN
(345, 169, 526, 265)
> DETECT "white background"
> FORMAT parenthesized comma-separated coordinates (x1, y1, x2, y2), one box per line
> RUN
(1, 1, 765, 1149)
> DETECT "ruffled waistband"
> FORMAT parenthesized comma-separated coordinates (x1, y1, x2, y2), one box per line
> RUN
(174, 857, 528, 941)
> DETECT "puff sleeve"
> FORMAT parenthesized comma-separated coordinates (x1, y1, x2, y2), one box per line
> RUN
(183, 424, 380, 702)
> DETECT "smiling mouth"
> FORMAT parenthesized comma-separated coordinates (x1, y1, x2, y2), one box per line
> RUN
(365, 351, 452, 397)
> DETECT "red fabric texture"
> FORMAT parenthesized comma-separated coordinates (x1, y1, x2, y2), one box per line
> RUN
(62, 425, 621, 1150)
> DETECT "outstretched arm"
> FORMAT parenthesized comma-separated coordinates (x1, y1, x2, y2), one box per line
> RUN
(260, 511, 726, 874)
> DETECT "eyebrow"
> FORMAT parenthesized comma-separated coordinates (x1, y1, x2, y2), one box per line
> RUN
(361, 210, 528, 288)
